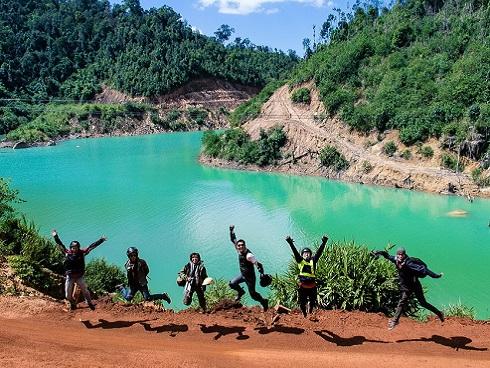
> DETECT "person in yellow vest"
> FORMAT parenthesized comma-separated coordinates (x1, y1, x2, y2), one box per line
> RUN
(285, 234, 328, 318)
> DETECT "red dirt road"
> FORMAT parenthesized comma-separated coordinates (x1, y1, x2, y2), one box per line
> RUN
(1, 297, 489, 368)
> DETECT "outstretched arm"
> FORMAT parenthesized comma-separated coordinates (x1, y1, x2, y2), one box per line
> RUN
(314, 235, 329, 262)
(229, 225, 237, 245)
(285, 236, 302, 263)
(85, 235, 107, 255)
(52, 230, 67, 254)
(372, 250, 396, 264)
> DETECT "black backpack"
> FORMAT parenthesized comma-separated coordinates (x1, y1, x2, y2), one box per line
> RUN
(407, 257, 428, 278)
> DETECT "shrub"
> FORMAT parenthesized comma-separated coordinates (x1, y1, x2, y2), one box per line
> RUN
(191, 278, 236, 310)
(85, 258, 126, 296)
(7, 255, 60, 295)
(319, 145, 349, 171)
(419, 145, 434, 158)
(401, 149, 412, 160)
(443, 300, 476, 319)
(441, 153, 464, 172)
(383, 141, 397, 157)
(291, 87, 311, 104)
(471, 168, 490, 188)
(186, 108, 208, 126)
(362, 160, 373, 173)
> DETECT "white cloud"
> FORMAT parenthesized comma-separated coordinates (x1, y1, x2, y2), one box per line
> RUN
(197, 0, 327, 15)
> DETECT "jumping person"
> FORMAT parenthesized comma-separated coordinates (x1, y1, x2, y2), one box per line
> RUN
(372, 247, 444, 330)
(117, 247, 171, 304)
(52, 229, 107, 311)
(178, 252, 208, 312)
(285, 234, 328, 318)
(228, 225, 269, 311)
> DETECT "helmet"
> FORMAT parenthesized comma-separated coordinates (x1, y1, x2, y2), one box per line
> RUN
(301, 247, 312, 255)
(126, 247, 138, 257)
(259, 273, 273, 287)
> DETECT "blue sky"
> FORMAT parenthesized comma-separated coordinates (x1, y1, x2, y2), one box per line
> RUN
(113, 0, 353, 55)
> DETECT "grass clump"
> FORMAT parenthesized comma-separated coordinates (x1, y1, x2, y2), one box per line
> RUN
(291, 87, 311, 104)
(319, 145, 349, 171)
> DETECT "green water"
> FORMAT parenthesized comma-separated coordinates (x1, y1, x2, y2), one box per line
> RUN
(1, 132, 489, 317)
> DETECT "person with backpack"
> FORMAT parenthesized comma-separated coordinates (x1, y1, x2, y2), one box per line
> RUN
(117, 247, 171, 304)
(177, 252, 208, 312)
(372, 247, 444, 330)
(285, 234, 328, 318)
(52, 229, 106, 311)
(228, 225, 269, 311)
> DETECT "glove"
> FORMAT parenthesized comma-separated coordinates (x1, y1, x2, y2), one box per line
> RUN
(257, 262, 264, 274)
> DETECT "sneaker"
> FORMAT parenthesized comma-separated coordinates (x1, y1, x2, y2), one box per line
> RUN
(162, 292, 171, 304)
(115, 284, 125, 292)
(388, 319, 399, 330)
(261, 299, 269, 312)
(69, 302, 77, 311)
(88, 303, 96, 311)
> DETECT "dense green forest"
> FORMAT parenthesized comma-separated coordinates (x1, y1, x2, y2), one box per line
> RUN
(0, 0, 298, 137)
(289, 0, 489, 162)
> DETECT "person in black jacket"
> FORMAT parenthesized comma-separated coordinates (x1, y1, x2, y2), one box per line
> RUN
(373, 247, 444, 330)
(52, 229, 106, 310)
(228, 225, 268, 311)
(285, 234, 328, 318)
(178, 252, 208, 312)
(117, 247, 171, 304)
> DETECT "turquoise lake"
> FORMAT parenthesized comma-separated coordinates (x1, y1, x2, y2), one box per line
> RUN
(0, 132, 489, 316)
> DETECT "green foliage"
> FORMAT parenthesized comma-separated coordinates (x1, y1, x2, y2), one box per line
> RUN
(7, 255, 60, 293)
(319, 145, 349, 171)
(201, 126, 287, 166)
(383, 141, 397, 157)
(230, 80, 285, 126)
(291, 87, 311, 104)
(186, 108, 208, 126)
(0, 178, 21, 219)
(191, 278, 236, 310)
(270, 241, 419, 315)
(471, 168, 490, 187)
(441, 153, 464, 172)
(443, 300, 476, 319)
(362, 160, 373, 173)
(85, 258, 126, 295)
(419, 145, 434, 158)
(288, 0, 490, 159)
(401, 149, 412, 160)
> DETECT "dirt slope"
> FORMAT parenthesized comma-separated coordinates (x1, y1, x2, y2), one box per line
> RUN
(1, 296, 489, 368)
(203, 84, 489, 198)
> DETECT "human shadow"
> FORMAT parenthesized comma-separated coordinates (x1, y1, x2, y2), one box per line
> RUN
(255, 324, 305, 335)
(140, 322, 188, 337)
(397, 335, 488, 351)
(81, 319, 150, 330)
(199, 323, 250, 340)
(315, 330, 389, 347)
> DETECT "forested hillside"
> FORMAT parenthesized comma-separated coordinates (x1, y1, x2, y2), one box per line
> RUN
(0, 0, 297, 137)
(289, 0, 489, 163)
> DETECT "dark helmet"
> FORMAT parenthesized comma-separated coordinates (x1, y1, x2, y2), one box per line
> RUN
(190, 252, 201, 261)
(301, 247, 312, 255)
(126, 247, 138, 257)
(259, 273, 273, 287)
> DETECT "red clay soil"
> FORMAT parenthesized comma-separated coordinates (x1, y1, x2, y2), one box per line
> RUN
(1, 296, 489, 368)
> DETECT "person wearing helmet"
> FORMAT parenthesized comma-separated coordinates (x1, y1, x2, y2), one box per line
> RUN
(52, 229, 107, 311)
(285, 234, 328, 318)
(177, 252, 208, 312)
(117, 247, 171, 304)
(372, 247, 444, 330)
(228, 225, 268, 311)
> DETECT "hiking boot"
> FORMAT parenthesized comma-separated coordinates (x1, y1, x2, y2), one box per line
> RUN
(234, 289, 245, 302)
(88, 303, 96, 311)
(437, 311, 445, 323)
(69, 302, 77, 311)
(261, 299, 269, 312)
(162, 292, 171, 304)
(388, 319, 399, 330)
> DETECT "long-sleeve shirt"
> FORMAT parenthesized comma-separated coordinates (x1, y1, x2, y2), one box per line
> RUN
(54, 234, 105, 276)
(230, 229, 263, 276)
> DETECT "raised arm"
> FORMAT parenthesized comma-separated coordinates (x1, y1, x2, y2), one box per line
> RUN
(51, 230, 67, 254)
(85, 236, 107, 255)
(285, 236, 302, 263)
(229, 225, 237, 245)
(313, 235, 329, 262)
(372, 250, 396, 264)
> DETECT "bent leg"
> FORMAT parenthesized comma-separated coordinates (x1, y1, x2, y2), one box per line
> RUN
(76, 276, 92, 305)
(229, 274, 246, 299)
(65, 276, 75, 304)
(414, 282, 443, 320)
(245, 277, 267, 307)
(393, 290, 412, 323)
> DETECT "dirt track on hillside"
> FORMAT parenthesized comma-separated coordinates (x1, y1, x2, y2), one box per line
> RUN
(1, 296, 489, 368)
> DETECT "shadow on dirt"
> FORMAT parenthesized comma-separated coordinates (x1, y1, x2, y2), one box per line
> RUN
(199, 323, 250, 340)
(397, 335, 488, 351)
(315, 330, 389, 346)
(140, 322, 188, 337)
(255, 324, 305, 335)
(80, 319, 150, 329)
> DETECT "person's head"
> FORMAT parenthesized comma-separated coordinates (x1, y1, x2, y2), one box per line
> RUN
(69, 241, 81, 252)
(126, 247, 139, 262)
(190, 252, 201, 264)
(396, 247, 407, 262)
(235, 239, 247, 254)
(301, 247, 312, 261)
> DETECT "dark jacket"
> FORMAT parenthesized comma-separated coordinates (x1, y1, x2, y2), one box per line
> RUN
(178, 262, 208, 288)
(54, 234, 105, 276)
(230, 229, 263, 278)
(125, 258, 149, 287)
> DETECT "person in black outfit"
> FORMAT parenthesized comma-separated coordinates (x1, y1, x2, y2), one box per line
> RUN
(228, 225, 269, 311)
(285, 234, 328, 318)
(373, 247, 444, 330)
(117, 247, 171, 304)
(178, 252, 208, 312)
(52, 229, 106, 310)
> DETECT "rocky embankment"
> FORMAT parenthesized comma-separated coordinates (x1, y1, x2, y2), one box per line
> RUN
(201, 84, 490, 198)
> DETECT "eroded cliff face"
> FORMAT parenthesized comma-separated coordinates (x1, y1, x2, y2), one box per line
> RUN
(204, 83, 489, 198)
